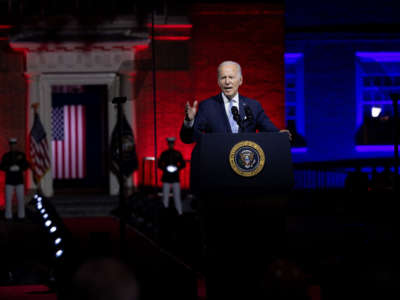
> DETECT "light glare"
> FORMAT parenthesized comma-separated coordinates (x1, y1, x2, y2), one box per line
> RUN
(371, 106, 382, 118)
(55, 250, 63, 258)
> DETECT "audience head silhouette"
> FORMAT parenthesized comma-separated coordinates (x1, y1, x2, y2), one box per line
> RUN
(64, 257, 139, 300)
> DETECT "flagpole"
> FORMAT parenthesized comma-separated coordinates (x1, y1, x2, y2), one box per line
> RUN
(31, 103, 43, 195)
(112, 96, 128, 258)
(151, 9, 158, 188)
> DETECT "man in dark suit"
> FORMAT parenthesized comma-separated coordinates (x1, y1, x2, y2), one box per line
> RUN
(180, 61, 290, 143)
(180, 61, 291, 299)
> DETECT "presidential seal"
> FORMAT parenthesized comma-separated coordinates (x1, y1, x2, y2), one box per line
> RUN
(229, 140, 265, 177)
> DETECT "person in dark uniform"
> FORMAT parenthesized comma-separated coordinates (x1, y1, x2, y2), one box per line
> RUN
(0, 138, 30, 220)
(157, 137, 186, 215)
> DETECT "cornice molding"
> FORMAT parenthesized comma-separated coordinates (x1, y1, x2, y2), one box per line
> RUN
(10, 40, 149, 73)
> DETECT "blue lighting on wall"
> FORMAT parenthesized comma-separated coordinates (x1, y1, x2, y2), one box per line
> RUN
(284, 53, 303, 62)
(291, 147, 307, 153)
(356, 52, 400, 62)
(356, 145, 398, 152)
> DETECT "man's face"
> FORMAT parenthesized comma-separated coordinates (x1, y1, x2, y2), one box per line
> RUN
(217, 63, 243, 99)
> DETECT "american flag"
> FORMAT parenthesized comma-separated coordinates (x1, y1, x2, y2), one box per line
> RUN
(30, 112, 51, 183)
(51, 105, 86, 179)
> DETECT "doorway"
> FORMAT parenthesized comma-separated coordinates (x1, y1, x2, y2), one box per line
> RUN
(51, 85, 109, 194)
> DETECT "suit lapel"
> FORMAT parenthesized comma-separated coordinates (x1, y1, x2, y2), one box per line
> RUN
(216, 94, 232, 133)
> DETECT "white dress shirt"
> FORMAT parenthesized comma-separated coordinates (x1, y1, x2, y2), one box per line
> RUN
(222, 92, 240, 133)
(222, 92, 239, 117)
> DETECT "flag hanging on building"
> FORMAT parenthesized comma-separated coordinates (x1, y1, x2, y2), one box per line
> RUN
(51, 105, 86, 179)
(110, 112, 138, 178)
(30, 112, 51, 183)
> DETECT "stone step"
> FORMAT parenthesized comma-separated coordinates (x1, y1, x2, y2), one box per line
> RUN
(49, 194, 119, 217)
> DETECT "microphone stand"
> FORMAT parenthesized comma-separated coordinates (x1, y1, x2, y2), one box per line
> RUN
(231, 107, 244, 132)
(233, 117, 244, 133)
(238, 120, 244, 133)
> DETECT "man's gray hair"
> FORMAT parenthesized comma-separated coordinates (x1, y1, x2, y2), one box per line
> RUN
(217, 61, 242, 78)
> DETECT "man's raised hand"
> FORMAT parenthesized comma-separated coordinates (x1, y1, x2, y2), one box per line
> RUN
(185, 100, 198, 121)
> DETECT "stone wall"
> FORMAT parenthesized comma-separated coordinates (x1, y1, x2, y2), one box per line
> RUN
(0, 41, 26, 206)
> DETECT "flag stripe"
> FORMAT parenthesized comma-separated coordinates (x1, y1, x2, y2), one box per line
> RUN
(77, 106, 82, 178)
(77, 105, 84, 178)
(74, 106, 78, 178)
(58, 141, 63, 179)
(71, 106, 76, 179)
(68, 106, 72, 178)
(64, 106, 69, 178)
(51, 140, 55, 178)
(82, 106, 87, 178)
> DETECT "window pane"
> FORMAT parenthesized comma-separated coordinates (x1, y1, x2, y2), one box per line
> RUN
(362, 91, 372, 101)
(363, 76, 373, 87)
(286, 106, 296, 117)
(373, 91, 383, 101)
(286, 78, 296, 89)
(383, 76, 392, 86)
(285, 64, 297, 74)
(356, 54, 400, 145)
(373, 77, 381, 87)
(286, 91, 297, 103)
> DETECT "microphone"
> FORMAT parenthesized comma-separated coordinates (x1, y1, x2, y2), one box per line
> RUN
(231, 106, 243, 131)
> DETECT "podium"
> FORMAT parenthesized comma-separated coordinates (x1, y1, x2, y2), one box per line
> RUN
(190, 132, 294, 300)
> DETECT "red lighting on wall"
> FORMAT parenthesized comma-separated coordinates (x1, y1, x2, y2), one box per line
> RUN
(0, 25, 12, 29)
(8, 43, 29, 56)
(0, 176, 4, 207)
(133, 44, 149, 51)
(195, 10, 282, 15)
(147, 23, 192, 42)
(152, 36, 191, 41)
(147, 24, 192, 29)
